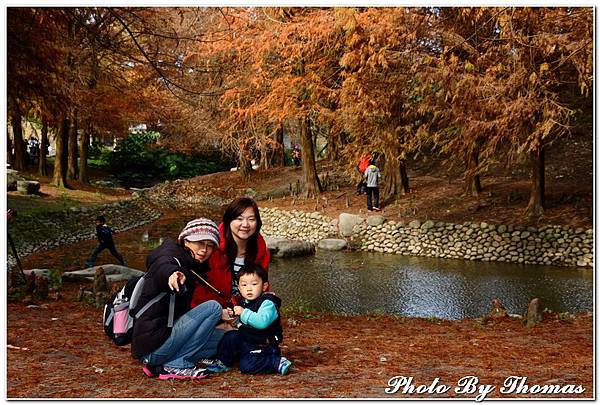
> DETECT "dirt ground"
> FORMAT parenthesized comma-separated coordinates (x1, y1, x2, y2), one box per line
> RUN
(6, 282, 593, 399)
(146, 136, 593, 229)
(6, 136, 594, 399)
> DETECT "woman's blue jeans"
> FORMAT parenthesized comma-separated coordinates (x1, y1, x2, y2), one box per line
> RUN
(141, 300, 225, 369)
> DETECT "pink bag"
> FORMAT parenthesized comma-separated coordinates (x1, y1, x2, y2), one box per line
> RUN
(112, 302, 129, 335)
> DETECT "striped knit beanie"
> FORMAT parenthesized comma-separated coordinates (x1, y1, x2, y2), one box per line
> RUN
(178, 218, 220, 246)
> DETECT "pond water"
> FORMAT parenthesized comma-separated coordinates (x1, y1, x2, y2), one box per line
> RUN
(268, 250, 593, 320)
(138, 215, 593, 320)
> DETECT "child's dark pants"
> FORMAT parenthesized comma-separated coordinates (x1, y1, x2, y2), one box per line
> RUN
(85, 242, 125, 268)
(217, 330, 281, 374)
(366, 186, 379, 210)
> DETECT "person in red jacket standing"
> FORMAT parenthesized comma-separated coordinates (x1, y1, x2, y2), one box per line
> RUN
(355, 153, 372, 195)
(191, 197, 270, 309)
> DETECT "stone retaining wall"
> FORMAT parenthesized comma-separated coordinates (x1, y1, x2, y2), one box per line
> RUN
(7, 196, 161, 266)
(7, 193, 593, 269)
(260, 207, 594, 268)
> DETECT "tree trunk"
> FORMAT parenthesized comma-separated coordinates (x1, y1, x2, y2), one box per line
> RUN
(67, 109, 78, 180)
(327, 130, 341, 162)
(382, 146, 410, 202)
(300, 116, 322, 198)
(39, 120, 49, 176)
(259, 134, 269, 170)
(272, 121, 285, 167)
(464, 148, 482, 197)
(79, 120, 90, 184)
(7, 129, 13, 167)
(399, 160, 409, 194)
(525, 145, 545, 218)
(238, 141, 252, 180)
(52, 115, 69, 188)
(10, 111, 27, 171)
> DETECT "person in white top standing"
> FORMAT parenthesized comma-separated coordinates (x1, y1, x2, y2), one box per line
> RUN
(364, 159, 382, 212)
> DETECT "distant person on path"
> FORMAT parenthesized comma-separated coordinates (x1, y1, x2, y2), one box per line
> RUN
(28, 137, 40, 168)
(133, 218, 228, 380)
(355, 153, 371, 195)
(84, 214, 125, 268)
(205, 264, 292, 375)
(364, 159, 382, 212)
(291, 144, 301, 167)
(191, 197, 270, 309)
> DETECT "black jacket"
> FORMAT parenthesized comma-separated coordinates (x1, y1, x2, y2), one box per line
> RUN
(131, 239, 208, 359)
(238, 293, 283, 346)
(96, 224, 115, 245)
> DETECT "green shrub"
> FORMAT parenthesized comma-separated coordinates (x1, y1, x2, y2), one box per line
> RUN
(105, 131, 233, 188)
(283, 148, 294, 166)
(48, 269, 62, 291)
(88, 141, 109, 160)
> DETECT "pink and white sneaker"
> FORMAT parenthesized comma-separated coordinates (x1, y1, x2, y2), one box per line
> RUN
(158, 366, 209, 380)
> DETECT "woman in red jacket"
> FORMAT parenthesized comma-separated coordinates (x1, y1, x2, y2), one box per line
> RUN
(191, 197, 270, 308)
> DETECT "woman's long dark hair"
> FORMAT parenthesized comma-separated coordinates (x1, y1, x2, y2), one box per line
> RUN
(222, 197, 262, 266)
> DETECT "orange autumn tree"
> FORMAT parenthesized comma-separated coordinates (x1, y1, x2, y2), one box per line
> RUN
(493, 7, 592, 217)
(337, 8, 435, 201)
(256, 8, 346, 196)
(409, 7, 511, 198)
(186, 8, 294, 180)
(414, 7, 593, 216)
(195, 8, 347, 195)
(7, 8, 70, 174)
(9, 7, 218, 185)
(112, 8, 228, 153)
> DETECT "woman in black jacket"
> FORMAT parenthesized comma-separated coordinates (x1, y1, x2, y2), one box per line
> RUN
(132, 218, 228, 380)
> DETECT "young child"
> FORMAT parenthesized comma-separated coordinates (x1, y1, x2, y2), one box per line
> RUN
(364, 159, 382, 211)
(206, 264, 292, 375)
(85, 214, 125, 268)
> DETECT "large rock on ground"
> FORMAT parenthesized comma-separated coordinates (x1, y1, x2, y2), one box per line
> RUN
(22, 269, 51, 278)
(526, 297, 543, 328)
(63, 265, 145, 283)
(7, 169, 26, 191)
(274, 240, 315, 258)
(367, 215, 385, 227)
(338, 213, 363, 237)
(17, 180, 40, 195)
(409, 220, 421, 229)
(318, 238, 348, 251)
(263, 236, 290, 253)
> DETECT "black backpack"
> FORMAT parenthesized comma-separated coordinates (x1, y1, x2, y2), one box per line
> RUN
(102, 275, 175, 346)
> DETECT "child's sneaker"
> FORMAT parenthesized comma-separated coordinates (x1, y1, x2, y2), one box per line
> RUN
(199, 358, 220, 367)
(158, 366, 208, 380)
(206, 359, 231, 373)
(278, 357, 292, 375)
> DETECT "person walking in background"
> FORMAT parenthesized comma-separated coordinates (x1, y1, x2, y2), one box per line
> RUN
(291, 144, 301, 167)
(28, 137, 40, 168)
(85, 214, 125, 268)
(364, 159, 382, 212)
(355, 153, 371, 195)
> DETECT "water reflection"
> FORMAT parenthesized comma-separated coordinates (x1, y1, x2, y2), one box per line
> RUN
(269, 251, 593, 320)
